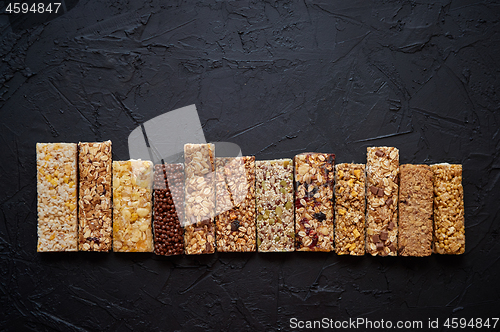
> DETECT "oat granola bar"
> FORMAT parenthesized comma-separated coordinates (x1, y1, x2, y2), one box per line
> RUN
(334, 163, 366, 255)
(398, 164, 433, 256)
(78, 141, 112, 251)
(431, 163, 465, 254)
(36, 143, 78, 252)
(112, 160, 154, 252)
(184, 143, 216, 255)
(256, 159, 295, 252)
(365, 147, 399, 256)
(294, 153, 335, 252)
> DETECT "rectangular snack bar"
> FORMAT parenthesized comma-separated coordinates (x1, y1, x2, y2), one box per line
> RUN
(334, 163, 366, 255)
(184, 143, 216, 255)
(36, 143, 78, 252)
(431, 163, 465, 254)
(365, 147, 399, 256)
(215, 157, 256, 252)
(153, 163, 185, 256)
(112, 160, 154, 252)
(256, 159, 295, 252)
(294, 153, 335, 252)
(398, 164, 433, 256)
(78, 141, 112, 251)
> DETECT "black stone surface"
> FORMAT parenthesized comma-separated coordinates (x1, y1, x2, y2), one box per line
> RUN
(1, 0, 500, 331)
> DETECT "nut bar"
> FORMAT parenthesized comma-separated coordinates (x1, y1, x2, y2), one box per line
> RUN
(398, 164, 433, 257)
(215, 157, 256, 252)
(294, 153, 335, 252)
(36, 143, 78, 252)
(365, 147, 399, 256)
(112, 160, 154, 252)
(334, 163, 366, 255)
(256, 159, 295, 252)
(184, 143, 216, 255)
(431, 163, 465, 254)
(153, 163, 185, 256)
(78, 141, 112, 251)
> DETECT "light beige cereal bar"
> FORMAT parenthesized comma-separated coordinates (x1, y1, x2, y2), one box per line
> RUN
(366, 147, 399, 256)
(256, 159, 295, 252)
(78, 141, 112, 251)
(294, 153, 335, 252)
(113, 160, 154, 252)
(36, 143, 78, 252)
(335, 163, 366, 255)
(431, 163, 465, 254)
(184, 143, 216, 255)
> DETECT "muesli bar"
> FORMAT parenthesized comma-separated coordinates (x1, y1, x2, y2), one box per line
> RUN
(334, 163, 366, 255)
(365, 147, 399, 256)
(184, 143, 216, 255)
(112, 160, 154, 252)
(78, 141, 112, 251)
(294, 153, 335, 252)
(431, 164, 465, 254)
(36, 143, 78, 252)
(256, 159, 295, 252)
(398, 164, 433, 256)
(215, 157, 256, 252)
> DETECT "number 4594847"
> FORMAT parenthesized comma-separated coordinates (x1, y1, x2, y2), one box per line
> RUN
(444, 318, 499, 329)
(5, 3, 62, 14)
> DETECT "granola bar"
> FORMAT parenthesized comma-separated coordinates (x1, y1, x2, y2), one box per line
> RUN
(334, 163, 366, 255)
(294, 153, 335, 252)
(256, 159, 295, 252)
(215, 157, 256, 252)
(112, 160, 154, 252)
(398, 164, 433, 256)
(36, 143, 78, 252)
(365, 147, 399, 256)
(431, 163, 465, 254)
(184, 143, 216, 255)
(78, 141, 112, 251)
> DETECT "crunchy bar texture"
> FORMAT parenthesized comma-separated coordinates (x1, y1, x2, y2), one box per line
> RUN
(398, 164, 433, 257)
(256, 159, 295, 252)
(334, 163, 366, 255)
(431, 164, 465, 254)
(154, 164, 185, 256)
(112, 160, 153, 252)
(366, 147, 399, 256)
(215, 157, 256, 252)
(294, 153, 335, 252)
(78, 141, 112, 251)
(184, 143, 216, 255)
(36, 143, 78, 252)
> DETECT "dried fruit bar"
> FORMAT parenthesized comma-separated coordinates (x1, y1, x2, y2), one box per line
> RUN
(36, 143, 78, 252)
(334, 163, 366, 255)
(294, 153, 335, 252)
(184, 143, 216, 255)
(398, 164, 433, 256)
(256, 159, 295, 252)
(153, 163, 185, 256)
(78, 141, 112, 251)
(112, 160, 154, 252)
(365, 147, 399, 256)
(431, 164, 465, 254)
(215, 157, 256, 252)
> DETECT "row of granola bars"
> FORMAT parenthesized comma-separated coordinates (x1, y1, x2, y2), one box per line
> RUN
(37, 142, 465, 256)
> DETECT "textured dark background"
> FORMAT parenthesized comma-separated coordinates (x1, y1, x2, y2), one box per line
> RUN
(1, 0, 500, 331)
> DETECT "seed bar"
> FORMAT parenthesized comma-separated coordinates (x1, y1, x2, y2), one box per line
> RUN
(334, 163, 366, 255)
(184, 143, 216, 255)
(431, 164, 465, 254)
(365, 147, 399, 256)
(36, 143, 78, 252)
(256, 159, 295, 252)
(78, 141, 112, 251)
(294, 153, 335, 252)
